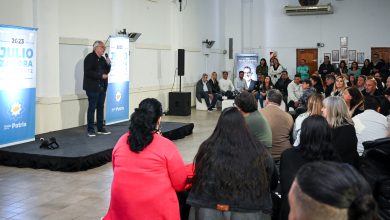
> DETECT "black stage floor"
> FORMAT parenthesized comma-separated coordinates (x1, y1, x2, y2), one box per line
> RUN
(0, 121, 194, 172)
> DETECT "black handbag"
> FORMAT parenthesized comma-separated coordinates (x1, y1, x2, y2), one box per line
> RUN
(39, 137, 59, 149)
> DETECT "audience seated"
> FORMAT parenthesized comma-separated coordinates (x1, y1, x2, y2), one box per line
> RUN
(269, 58, 284, 85)
(353, 96, 388, 156)
(347, 74, 357, 87)
(343, 87, 364, 117)
(322, 97, 359, 167)
(208, 72, 221, 94)
(374, 72, 385, 92)
(187, 107, 276, 220)
(293, 93, 323, 146)
(208, 72, 223, 101)
(383, 88, 390, 115)
(360, 137, 390, 220)
(261, 89, 293, 168)
(104, 98, 188, 220)
(349, 61, 361, 77)
(357, 75, 367, 92)
(324, 74, 335, 97)
(219, 71, 235, 95)
(196, 73, 217, 111)
(331, 76, 347, 97)
(259, 76, 274, 108)
(362, 77, 383, 96)
(310, 75, 324, 94)
(249, 74, 265, 107)
(234, 70, 248, 93)
(288, 161, 377, 220)
(287, 74, 303, 110)
(297, 79, 316, 113)
(280, 116, 340, 220)
(274, 70, 292, 106)
(361, 59, 373, 76)
(335, 60, 348, 75)
(234, 91, 272, 148)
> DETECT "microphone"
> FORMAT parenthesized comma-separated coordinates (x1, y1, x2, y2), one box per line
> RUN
(105, 53, 109, 59)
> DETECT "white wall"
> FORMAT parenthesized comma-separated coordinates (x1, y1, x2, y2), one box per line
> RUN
(225, 0, 390, 77)
(2, 0, 389, 134)
(0, 0, 226, 133)
(0, 0, 34, 27)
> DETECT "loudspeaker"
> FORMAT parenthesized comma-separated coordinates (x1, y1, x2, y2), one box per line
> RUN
(169, 92, 191, 116)
(178, 49, 185, 76)
(229, 38, 233, 59)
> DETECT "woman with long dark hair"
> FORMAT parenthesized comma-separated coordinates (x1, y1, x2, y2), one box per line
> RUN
(259, 76, 274, 108)
(187, 107, 275, 220)
(349, 61, 361, 76)
(336, 60, 348, 74)
(280, 115, 340, 220)
(256, 58, 268, 77)
(343, 87, 364, 117)
(104, 98, 188, 220)
(347, 74, 357, 87)
(361, 59, 373, 76)
(310, 75, 324, 94)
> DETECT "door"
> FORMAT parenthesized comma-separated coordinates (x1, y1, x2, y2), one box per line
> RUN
(296, 48, 318, 75)
(371, 47, 390, 65)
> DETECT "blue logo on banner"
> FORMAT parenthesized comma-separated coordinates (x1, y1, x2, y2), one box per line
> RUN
(0, 88, 36, 145)
(106, 82, 129, 124)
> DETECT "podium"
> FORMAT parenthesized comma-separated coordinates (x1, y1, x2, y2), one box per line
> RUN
(168, 92, 191, 116)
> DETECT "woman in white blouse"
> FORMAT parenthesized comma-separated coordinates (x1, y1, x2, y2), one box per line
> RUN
(269, 58, 284, 84)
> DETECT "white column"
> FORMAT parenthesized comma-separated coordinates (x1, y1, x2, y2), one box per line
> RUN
(33, 0, 62, 133)
(33, 0, 60, 98)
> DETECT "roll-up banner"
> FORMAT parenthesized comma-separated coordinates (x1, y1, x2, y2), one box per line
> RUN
(0, 25, 37, 148)
(106, 36, 130, 125)
(235, 53, 259, 88)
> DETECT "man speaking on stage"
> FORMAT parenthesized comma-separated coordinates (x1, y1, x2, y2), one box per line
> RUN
(83, 40, 111, 137)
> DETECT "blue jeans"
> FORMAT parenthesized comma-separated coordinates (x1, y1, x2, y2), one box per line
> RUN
(256, 92, 265, 108)
(86, 90, 106, 132)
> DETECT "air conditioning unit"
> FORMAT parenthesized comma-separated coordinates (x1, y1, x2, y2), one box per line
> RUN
(284, 3, 333, 16)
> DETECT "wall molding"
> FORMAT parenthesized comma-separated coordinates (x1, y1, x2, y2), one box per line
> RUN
(59, 37, 92, 46)
(135, 43, 171, 50)
(37, 83, 196, 104)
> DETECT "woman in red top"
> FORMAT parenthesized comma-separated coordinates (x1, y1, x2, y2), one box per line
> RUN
(104, 98, 188, 220)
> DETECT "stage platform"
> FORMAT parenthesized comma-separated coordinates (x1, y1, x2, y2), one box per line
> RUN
(0, 121, 194, 172)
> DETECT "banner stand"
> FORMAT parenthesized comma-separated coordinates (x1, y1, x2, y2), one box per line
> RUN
(105, 36, 130, 125)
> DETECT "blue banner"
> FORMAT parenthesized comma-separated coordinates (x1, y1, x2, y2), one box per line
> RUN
(235, 54, 259, 88)
(106, 36, 129, 124)
(0, 25, 37, 148)
(106, 82, 129, 124)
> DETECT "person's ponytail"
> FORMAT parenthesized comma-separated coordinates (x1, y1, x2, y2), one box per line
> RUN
(128, 98, 162, 153)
